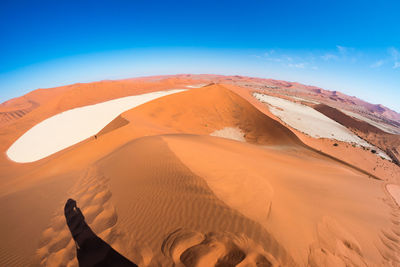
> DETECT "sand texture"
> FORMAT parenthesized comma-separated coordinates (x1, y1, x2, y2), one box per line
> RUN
(0, 75, 400, 266)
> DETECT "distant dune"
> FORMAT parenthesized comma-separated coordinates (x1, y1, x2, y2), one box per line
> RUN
(314, 103, 400, 165)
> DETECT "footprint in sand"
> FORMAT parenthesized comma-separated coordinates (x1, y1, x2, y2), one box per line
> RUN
(375, 186, 400, 266)
(162, 228, 279, 267)
(36, 167, 122, 266)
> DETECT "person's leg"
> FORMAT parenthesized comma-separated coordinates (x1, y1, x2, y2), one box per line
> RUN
(64, 199, 137, 267)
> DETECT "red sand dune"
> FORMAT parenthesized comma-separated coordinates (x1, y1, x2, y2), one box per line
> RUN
(0, 75, 400, 266)
(120, 84, 302, 146)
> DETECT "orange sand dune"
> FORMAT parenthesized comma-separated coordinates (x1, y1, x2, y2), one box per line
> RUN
(1, 76, 400, 266)
(163, 134, 394, 265)
(120, 84, 302, 146)
(216, 83, 400, 183)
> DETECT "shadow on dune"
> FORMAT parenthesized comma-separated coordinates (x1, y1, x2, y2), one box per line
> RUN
(64, 199, 137, 267)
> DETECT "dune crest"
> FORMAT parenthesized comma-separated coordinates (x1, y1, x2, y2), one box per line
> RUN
(120, 84, 303, 146)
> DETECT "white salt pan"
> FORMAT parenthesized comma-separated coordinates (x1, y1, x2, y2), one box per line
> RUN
(7, 89, 186, 163)
(254, 93, 391, 160)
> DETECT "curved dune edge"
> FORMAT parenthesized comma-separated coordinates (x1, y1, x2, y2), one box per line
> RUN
(6, 89, 186, 163)
(97, 115, 129, 137)
(120, 84, 303, 147)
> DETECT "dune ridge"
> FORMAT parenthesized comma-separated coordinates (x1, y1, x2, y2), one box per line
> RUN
(120, 84, 303, 146)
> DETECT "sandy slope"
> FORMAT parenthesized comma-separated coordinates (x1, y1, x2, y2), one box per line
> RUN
(164, 135, 392, 265)
(36, 133, 397, 266)
(0, 77, 400, 266)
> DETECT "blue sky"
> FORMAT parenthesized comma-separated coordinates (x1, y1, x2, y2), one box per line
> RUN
(1, 0, 399, 111)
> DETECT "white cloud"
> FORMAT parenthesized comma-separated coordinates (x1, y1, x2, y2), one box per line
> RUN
(370, 60, 384, 68)
(320, 45, 360, 63)
(263, 51, 312, 69)
(288, 63, 306, 69)
(264, 49, 275, 57)
(388, 47, 400, 69)
(321, 54, 338, 61)
(336, 45, 348, 54)
(389, 47, 399, 60)
(266, 57, 283, 62)
(284, 56, 293, 62)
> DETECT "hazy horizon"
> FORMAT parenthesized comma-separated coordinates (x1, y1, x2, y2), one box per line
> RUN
(1, 0, 399, 112)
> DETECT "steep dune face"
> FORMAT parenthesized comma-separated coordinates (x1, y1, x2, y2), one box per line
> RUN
(314, 104, 400, 166)
(120, 84, 303, 146)
(97, 115, 129, 137)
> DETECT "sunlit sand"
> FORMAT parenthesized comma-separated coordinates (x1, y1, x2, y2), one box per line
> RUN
(7, 89, 185, 162)
(0, 76, 399, 267)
